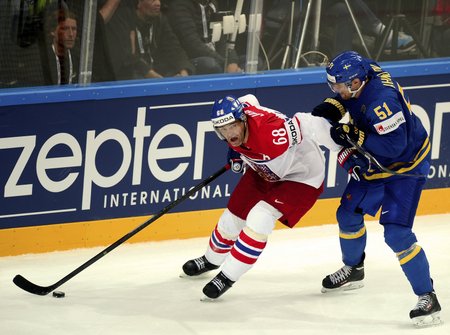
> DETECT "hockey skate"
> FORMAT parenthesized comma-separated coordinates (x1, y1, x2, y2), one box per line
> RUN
(321, 256, 365, 293)
(410, 292, 442, 327)
(181, 255, 219, 277)
(201, 271, 234, 300)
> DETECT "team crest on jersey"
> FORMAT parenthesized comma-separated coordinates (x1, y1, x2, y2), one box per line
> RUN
(253, 164, 280, 182)
(243, 158, 280, 182)
(373, 111, 406, 134)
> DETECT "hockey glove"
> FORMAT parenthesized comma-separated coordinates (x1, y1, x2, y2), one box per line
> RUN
(227, 147, 245, 173)
(337, 148, 369, 181)
(330, 123, 365, 148)
(311, 98, 346, 123)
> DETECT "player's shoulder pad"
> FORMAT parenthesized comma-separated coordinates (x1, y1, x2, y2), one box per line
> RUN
(238, 94, 260, 107)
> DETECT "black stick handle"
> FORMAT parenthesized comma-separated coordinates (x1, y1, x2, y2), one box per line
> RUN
(13, 164, 230, 295)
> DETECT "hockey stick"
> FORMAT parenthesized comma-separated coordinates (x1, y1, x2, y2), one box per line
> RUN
(13, 164, 231, 296)
(346, 136, 426, 178)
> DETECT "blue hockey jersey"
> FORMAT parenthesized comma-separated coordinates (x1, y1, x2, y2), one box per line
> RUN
(334, 61, 430, 180)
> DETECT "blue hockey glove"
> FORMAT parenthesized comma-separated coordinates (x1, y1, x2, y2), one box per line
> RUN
(330, 123, 366, 148)
(337, 148, 368, 181)
(312, 98, 346, 123)
(227, 147, 245, 173)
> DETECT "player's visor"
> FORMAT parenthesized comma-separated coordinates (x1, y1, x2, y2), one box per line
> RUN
(327, 80, 366, 97)
(327, 81, 352, 94)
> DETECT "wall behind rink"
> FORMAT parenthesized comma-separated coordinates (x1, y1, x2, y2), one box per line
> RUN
(1, 59, 449, 256)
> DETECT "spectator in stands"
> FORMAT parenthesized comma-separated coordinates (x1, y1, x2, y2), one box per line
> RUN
(99, 0, 122, 23)
(6, 1, 78, 87)
(104, 0, 194, 80)
(42, 8, 79, 84)
(42, 0, 117, 83)
(8, 0, 115, 85)
(167, 0, 242, 74)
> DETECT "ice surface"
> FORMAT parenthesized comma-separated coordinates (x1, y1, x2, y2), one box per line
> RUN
(1, 214, 449, 335)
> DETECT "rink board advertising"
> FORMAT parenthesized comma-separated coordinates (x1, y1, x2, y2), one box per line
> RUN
(0, 63, 450, 230)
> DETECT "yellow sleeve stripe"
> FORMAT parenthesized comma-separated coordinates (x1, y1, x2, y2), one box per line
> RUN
(339, 226, 366, 240)
(397, 244, 422, 265)
(324, 98, 346, 117)
(363, 137, 430, 181)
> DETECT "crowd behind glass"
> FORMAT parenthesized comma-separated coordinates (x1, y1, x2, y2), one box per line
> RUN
(0, 0, 449, 89)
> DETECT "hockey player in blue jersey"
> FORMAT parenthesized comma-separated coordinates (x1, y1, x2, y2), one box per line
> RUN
(312, 50, 441, 327)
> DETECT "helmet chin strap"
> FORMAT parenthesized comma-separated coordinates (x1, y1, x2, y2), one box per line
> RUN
(348, 80, 366, 98)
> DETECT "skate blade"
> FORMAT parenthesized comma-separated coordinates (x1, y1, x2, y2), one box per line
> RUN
(321, 281, 364, 293)
(179, 272, 212, 279)
(179, 272, 192, 279)
(412, 312, 442, 328)
(200, 295, 218, 302)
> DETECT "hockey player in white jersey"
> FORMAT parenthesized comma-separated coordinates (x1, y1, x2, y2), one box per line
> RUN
(181, 94, 341, 299)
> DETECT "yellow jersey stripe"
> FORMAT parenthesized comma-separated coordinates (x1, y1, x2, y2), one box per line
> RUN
(363, 137, 430, 180)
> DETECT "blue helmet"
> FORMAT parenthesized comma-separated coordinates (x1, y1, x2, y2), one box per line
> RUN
(210, 95, 246, 139)
(326, 51, 369, 89)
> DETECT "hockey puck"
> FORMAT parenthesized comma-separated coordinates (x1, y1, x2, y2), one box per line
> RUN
(52, 291, 65, 298)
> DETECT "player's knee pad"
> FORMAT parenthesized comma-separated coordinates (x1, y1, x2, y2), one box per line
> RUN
(383, 223, 417, 253)
(336, 205, 364, 232)
(217, 208, 246, 240)
(245, 201, 281, 237)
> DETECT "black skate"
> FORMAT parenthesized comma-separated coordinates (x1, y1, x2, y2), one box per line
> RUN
(202, 271, 234, 300)
(409, 291, 442, 327)
(181, 255, 219, 277)
(321, 256, 365, 293)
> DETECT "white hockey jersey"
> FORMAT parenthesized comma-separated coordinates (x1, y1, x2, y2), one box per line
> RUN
(233, 94, 340, 188)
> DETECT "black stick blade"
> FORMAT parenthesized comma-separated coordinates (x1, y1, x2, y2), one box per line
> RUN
(13, 275, 55, 296)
